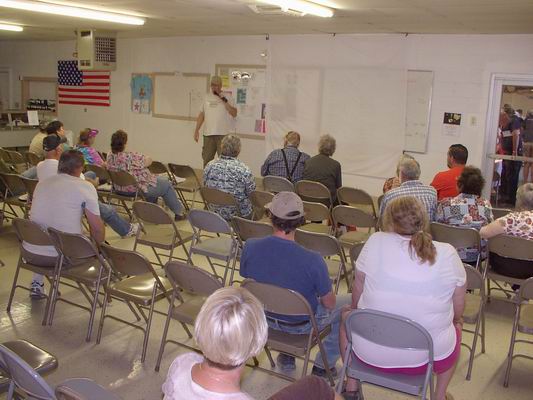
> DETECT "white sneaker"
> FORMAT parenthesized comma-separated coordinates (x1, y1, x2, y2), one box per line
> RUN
(30, 281, 46, 300)
(124, 222, 140, 238)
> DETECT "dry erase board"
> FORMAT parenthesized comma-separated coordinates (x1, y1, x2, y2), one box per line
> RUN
(152, 72, 210, 121)
(404, 70, 433, 153)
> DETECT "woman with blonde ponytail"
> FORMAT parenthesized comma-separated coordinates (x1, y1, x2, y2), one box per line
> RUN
(339, 197, 466, 400)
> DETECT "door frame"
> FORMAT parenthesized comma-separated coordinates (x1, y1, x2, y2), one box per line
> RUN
(0, 67, 13, 109)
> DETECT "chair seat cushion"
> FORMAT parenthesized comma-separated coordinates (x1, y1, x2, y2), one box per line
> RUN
(518, 304, 533, 334)
(192, 237, 234, 259)
(463, 293, 482, 324)
(170, 297, 206, 325)
(339, 231, 371, 246)
(62, 261, 105, 287)
(176, 180, 199, 192)
(108, 273, 172, 305)
(266, 325, 331, 357)
(55, 377, 121, 400)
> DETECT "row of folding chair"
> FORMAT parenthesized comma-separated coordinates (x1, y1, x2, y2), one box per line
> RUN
(0, 172, 38, 219)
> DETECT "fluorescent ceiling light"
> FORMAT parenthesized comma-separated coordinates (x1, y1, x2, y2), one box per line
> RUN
(0, 0, 145, 25)
(0, 22, 23, 31)
(258, 0, 334, 17)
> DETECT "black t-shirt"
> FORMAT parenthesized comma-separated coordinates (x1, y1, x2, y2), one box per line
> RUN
(502, 116, 523, 154)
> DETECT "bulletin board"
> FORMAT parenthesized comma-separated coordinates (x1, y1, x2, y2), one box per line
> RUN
(152, 72, 210, 121)
(215, 64, 266, 140)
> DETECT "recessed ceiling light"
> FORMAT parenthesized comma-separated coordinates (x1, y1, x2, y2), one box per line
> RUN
(0, 0, 145, 25)
(258, 0, 334, 18)
(0, 22, 23, 31)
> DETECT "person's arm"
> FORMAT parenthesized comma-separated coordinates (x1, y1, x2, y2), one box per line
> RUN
(480, 218, 506, 239)
(224, 101, 237, 118)
(260, 154, 271, 177)
(512, 128, 520, 155)
(351, 270, 366, 309)
(320, 291, 336, 310)
(244, 170, 256, 196)
(85, 209, 105, 244)
(452, 283, 467, 330)
(194, 111, 205, 142)
(144, 156, 153, 167)
(335, 162, 342, 188)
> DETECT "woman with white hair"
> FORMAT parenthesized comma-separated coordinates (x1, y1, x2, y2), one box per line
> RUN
(163, 287, 341, 400)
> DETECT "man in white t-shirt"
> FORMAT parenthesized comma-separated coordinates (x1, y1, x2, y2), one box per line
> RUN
(193, 75, 237, 166)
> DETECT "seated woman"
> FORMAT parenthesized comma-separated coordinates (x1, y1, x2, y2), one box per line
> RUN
(75, 128, 106, 166)
(436, 166, 493, 264)
(480, 183, 533, 279)
(106, 130, 184, 220)
(163, 286, 340, 400)
(339, 197, 466, 400)
(203, 134, 256, 220)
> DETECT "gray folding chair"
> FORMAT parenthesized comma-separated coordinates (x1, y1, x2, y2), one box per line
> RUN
(462, 264, 486, 380)
(200, 186, 242, 219)
(301, 200, 332, 235)
(85, 164, 112, 201)
(241, 279, 335, 386)
(5, 150, 26, 173)
(430, 223, 482, 269)
(21, 177, 38, 206)
(25, 151, 43, 167)
(0, 340, 58, 397)
(295, 180, 332, 209)
(491, 207, 511, 219)
(187, 209, 239, 285)
(132, 200, 192, 266)
(167, 163, 204, 210)
(0, 172, 28, 219)
(148, 160, 170, 176)
(250, 190, 273, 221)
(155, 261, 223, 371)
(98, 244, 173, 363)
(337, 187, 376, 218)
(233, 216, 273, 246)
(263, 175, 295, 193)
(107, 170, 144, 221)
(337, 309, 434, 400)
(55, 378, 122, 400)
(295, 229, 349, 293)
(332, 205, 377, 249)
(504, 276, 533, 387)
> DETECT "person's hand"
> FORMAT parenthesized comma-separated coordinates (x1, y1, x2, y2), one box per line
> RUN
(194, 130, 199, 143)
(453, 317, 464, 330)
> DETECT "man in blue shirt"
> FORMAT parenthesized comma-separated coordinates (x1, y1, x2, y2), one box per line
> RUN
(240, 191, 350, 377)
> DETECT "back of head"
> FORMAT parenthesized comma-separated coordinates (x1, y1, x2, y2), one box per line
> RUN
(399, 157, 421, 181)
(267, 191, 305, 234)
(448, 144, 468, 165)
(58, 150, 84, 175)
(457, 166, 484, 196)
(46, 120, 63, 135)
(516, 183, 533, 211)
(194, 287, 267, 368)
(221, 134, 241, 158)
(382, 196, 436, 265)
(111, 130, 128, 154)
(395, 153, 415, 177)
(284, 131, 301, 147)
(78, 128, 97, 145)
(318, 134, 336, 157)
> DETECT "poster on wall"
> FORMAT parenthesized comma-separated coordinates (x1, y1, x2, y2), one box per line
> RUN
(131, 74, 153, 114)
(442, 112, 462, 137)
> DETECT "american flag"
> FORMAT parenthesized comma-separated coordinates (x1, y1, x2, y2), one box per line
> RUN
(58, 60, 111, 107)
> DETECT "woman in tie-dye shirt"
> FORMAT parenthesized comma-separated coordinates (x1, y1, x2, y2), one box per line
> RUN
(76, 128, 106, 166)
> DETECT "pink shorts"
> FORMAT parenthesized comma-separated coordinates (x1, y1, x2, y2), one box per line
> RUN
(355, 326, 461, 375)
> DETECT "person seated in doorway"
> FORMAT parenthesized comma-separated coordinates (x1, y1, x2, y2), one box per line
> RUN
(431, 144, 468, 201)
(339, 196, 466, 400)
(163, 286, 341, 400)
(203, 134, 256, 220)
(436, 166, 493, 264)
(75, 128, 106, 166)
(261, 130, 310, 183)
(240, 191, 351, 378)
(302, 134, 342, 204)
(106, 130, 185, 221)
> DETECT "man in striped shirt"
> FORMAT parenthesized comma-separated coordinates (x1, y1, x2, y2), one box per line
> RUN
(379, 157, 437, 222)
(261, 131, 310, 182)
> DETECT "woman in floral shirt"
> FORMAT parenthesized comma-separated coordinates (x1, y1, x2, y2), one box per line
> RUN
(481, 183, 533, 279)
(106, 130, 184, 220)
(436, 166, 493, 263)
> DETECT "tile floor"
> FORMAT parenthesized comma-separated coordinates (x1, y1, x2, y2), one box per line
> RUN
(1, 213, 533, 399)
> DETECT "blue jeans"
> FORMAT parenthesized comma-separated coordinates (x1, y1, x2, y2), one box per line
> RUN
(267, 294, 351, 370)
(22, 167, 37, 179)
(99, 202, 130, 236)
(144, 176, 183, 215)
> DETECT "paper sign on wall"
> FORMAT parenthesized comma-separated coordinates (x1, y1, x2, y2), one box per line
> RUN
(442, 112, 462, 137)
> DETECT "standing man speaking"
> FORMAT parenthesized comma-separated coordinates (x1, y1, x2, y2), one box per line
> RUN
(194, 75, 237, 166)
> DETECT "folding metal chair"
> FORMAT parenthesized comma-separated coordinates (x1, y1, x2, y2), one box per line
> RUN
(337, 187, 376, 218)
(98, 244, 173, 363)
(295, 228, 349, 293)
(5, 150, 26, 173)
(300, 200, 332, 235)
(55, 378, 122, 400)
(167, 163, 203, 210)
(155, 261, 223, 371)
(332, 205, 377, 250)
(200, 186, 242, 219)
(24, 151, 43, 167)
(504, 277, 533, 387)
(250, 190, 273, 221)
(107, 169, 145, 221)
(263, 175, 295, 193)
(430, 223, 482, 269)
(148, 160, 170, 176)
(461, 263, 486, 380)
(295, 180, 332, 209)
(21, 177, 38, 206)
(132, 200, 192, 266)
(187, 209, 239, 285)
(84, 164, 112, 201)
(491, 207, 511, 220)
(0, 172, 28, 219)
(337, 309, 434, 400)
(241, 279, 335, 385)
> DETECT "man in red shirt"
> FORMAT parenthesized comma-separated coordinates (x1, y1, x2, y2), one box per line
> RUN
(431, 144, 468, 200)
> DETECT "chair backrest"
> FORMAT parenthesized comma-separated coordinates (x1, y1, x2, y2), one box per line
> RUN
(349, 242, 365, 264)
(47, 228, 99, 261)
(188, 209, 232, 234)
(0, 173, 26, 196)
(12, 218, 54, 246)
(250, 190, 273, 219)
(430, 222, 481, 251)
(302, 201, 330, 222)
(0, 345, 55, 400)
(337, 187, 376, 216)
(464, 263, 483, 291)
(200, 187, 238, 208)
(262, 175, 295, 193)
(100, 243, 155, 277)
(108, 170, 139, 189)
(25, 151, 42, 167)
(295, 180, 331, 205)
(0, 148, 9, 163)
(344, 309, 434, 360)
(165, 261, 223, 296)
(295, 229, 341, 258)
(488, 235, 533, 262)
(21, 177, 39, 200)
(85, 164, 111, 181)
(6, 150, 25, 165)
(491, 207, 511, 219)
(241, 279, 312, 317)
(519, 277, 533, 301)
(55, 378, 122, 400)
(133, 200, 173, 225)
(148, 160, 169, 175)
(332, 205, 377, 229)
(168, 163, 201, 184)
(233, 216, 273, 242)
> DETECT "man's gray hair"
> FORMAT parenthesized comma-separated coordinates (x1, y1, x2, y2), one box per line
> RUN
(399, 157, 421, 181)
(318, 134, 336, 157)
(516, 183, 533, 210)
(221, 134, 241, 157)
(285, 131, 301, 147)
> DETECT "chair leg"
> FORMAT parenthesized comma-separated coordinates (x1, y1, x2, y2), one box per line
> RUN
(228, 249, 239, 285)
(86, 273, 103, 342)
(96, 290, 110, 345)
(6, 263, 21, 312)
(155, 303, 174, 372)
(141, 297, 157, 363)
(315, 333, 334, 386)
(466, 305, 483, 380)
(503, 304, 521, 387)
(264, 347, 276, 368)
(481, 308, 486, 353)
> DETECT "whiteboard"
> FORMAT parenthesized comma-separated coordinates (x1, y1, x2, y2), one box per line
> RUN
(404, 70, 433, 153)
(152, 72, 210, 121)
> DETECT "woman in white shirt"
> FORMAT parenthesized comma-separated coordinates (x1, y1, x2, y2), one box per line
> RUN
(339, 196, 466, 400)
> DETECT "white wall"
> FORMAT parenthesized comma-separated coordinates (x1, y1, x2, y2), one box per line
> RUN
(1, 33, 533, 196)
